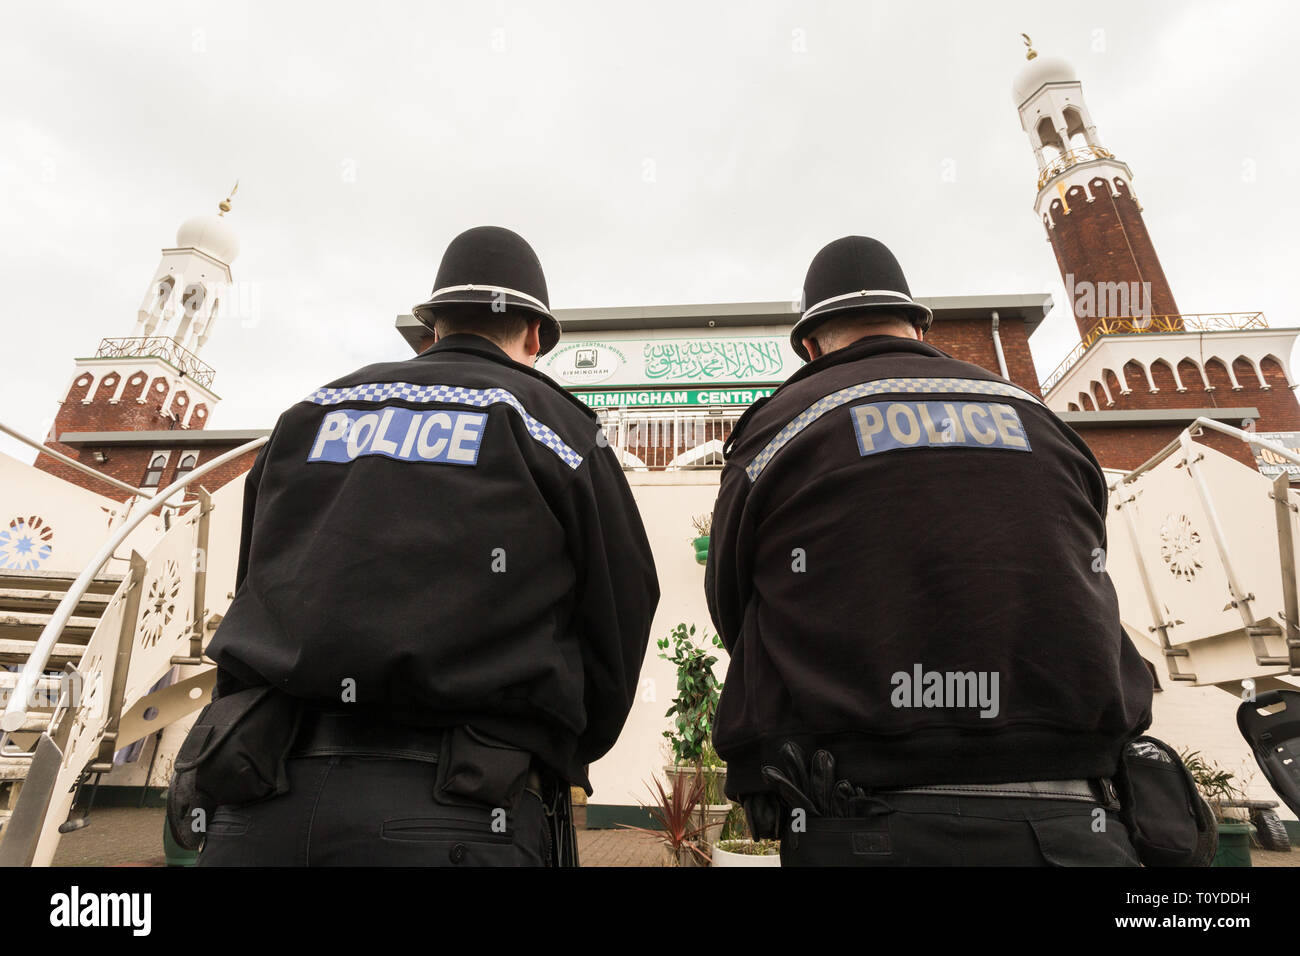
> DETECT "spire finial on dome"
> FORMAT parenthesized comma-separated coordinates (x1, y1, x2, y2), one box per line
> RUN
(218, 180, 239, 217)
(1021, 33, 1037, 61)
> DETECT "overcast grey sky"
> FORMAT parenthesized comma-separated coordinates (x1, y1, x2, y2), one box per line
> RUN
(2, 0, 1296, 460)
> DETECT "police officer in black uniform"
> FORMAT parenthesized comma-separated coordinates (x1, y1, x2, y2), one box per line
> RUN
(190, 226, 659, 866)
(705, 236, 1154, 866)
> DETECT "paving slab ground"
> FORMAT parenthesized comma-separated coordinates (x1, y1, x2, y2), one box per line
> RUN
(39, 807, 1299, 867)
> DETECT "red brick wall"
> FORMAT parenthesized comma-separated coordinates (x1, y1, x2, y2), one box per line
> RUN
(1046, 176, 1181, 341)
(925, 316, 1043, 397)
(33, 362, 257, 502)
(1062, 355, 1300, 473)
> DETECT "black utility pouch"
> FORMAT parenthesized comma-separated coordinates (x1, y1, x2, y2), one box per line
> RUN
(435, 725, 532, 809)
(174, 686, 303, 806)
(1114, 735, 1217, 867)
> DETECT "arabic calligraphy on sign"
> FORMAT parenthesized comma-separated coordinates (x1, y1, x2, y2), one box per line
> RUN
(643, 340, 785, 381)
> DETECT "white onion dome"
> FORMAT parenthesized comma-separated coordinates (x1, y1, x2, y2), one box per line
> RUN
(1012, 54, 1076, 105)
(176, 213, 240, 263)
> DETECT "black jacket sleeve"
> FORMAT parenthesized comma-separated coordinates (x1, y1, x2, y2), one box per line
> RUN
(564, 443, 660, 766)
(216, 424, 275, 699)
(704, 461, 749, 655)
(233, 432, 273, 593)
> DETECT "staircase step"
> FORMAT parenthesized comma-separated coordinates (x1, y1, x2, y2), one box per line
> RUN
(0, 569, 124, 595)
(0, 610, 99, 642)
(0, 640, 86, 667)
(0, 754, 32, 782)
(0, 672, 64, 692)
(0, 588, 112, 616)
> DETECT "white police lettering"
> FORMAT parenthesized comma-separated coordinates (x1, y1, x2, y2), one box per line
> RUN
(851, 400, 1030, 457)
(309, 407, 487, 466)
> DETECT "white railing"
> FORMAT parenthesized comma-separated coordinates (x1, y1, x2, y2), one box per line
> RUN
(596, 408, 742, 470)
(0, 420, 178, 505)
(0, 437, 267, 734)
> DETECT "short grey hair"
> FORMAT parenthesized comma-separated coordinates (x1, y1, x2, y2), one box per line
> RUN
(807, 311, 916, 354)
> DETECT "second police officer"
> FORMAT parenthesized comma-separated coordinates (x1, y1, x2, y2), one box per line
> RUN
(705, 236, 1155, 866)
(186, 226, 659, 866)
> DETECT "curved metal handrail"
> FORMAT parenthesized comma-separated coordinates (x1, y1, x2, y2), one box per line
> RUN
(0, 420, 170, 503)
(0, 436, 267, 733)
(1112, 417, 1300, 489)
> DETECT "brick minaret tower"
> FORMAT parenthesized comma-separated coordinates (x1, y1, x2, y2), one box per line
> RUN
(34, 186, 245, 498)
(1015, 39, 1300, 475)
(1014, 36, 1181, 339)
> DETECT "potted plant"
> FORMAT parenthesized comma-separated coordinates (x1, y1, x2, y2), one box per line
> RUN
(712, 838, 781, 867)
(658, 623, 732, 848)
(690, 513, 712, 565)
(1181, 749, 1254, 867)
(618, 773, 712, 867)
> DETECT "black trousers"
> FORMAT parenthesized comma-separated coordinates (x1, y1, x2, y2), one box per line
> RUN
(197, 754, 550, 867)
(778, 791, 1140, 866)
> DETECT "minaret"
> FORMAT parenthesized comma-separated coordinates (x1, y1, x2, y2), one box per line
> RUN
(1014, 40, 1300, 476)
(34, 187, 241, 496)
(1014, 36, 1180, 340)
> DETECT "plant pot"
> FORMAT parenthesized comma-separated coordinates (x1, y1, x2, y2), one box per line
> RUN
(668, 843, 708, 867)
(1211, 822, 1254, 867)
(692, 535, 710, 565)
(663, 764, 727, 805)
(162, 814, 199, 867)
(712, 840, 781, 867)
(698, 803, 732, 847)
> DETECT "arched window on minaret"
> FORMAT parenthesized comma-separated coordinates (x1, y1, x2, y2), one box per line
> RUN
(142, 276, 176, 337)
(176, 282, 206, 345)
(1062, 107, 1092, 153)
(1035, 116, 1065, 165)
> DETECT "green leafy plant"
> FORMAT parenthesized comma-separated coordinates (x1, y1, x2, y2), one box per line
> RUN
(1180, 749, 1247, 823)
(658, 623, 724, 767)
(690, 513, 712, 538)
(618, 774, 712, 867)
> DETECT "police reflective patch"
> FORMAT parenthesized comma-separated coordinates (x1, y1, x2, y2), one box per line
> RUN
(744, 376, 1043, 481)
(308, 407, 487, 466)
(850, 400, 1031, 457)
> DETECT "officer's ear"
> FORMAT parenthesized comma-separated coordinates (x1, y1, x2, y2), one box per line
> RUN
(801, 336, 823, 362)
(523, 317, 542, 362)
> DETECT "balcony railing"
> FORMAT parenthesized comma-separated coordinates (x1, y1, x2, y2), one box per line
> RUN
(596, 408, 742, 471)
(1037, 145, 1115, 190)
(95, 337, 216, 389)
(1040, 312, 1269, 395)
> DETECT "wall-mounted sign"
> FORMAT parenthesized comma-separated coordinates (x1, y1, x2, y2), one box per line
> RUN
(1252, 432, 1300, 480)
(540, 335, 802, 389)
(575, 387, 776, 409)
(547, 343, 626, 385)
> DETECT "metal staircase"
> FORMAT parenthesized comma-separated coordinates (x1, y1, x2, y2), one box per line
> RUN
(0, 430, 265, 865)
(0, 569, 124, 832)
(1108, 419, 1300, 691)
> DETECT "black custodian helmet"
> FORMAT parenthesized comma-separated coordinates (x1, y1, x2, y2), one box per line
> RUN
(791, 236, 933, 361)
(412, 226, 562, 355)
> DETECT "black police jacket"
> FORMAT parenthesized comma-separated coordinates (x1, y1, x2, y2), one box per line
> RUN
(207, 334, 659, 792)
(705, 335, 1153, 798)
